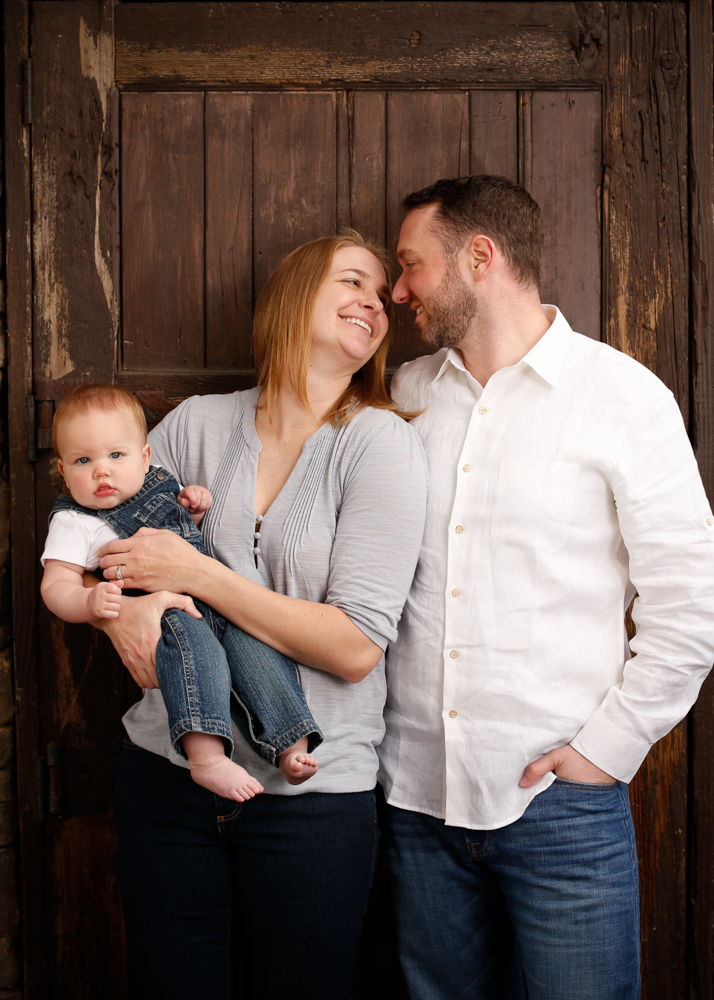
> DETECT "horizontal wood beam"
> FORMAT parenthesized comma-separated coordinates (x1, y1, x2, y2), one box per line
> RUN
(116, 1, 608, 89)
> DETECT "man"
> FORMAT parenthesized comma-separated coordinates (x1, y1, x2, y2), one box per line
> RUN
(378, 175, 714, 1000)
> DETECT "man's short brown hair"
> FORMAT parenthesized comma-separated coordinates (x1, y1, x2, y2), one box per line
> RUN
(403, 175, 543, 288)
(52, 383, 147, 455)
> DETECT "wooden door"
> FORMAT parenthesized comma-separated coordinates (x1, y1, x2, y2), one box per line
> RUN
(5, 2, 714, 998)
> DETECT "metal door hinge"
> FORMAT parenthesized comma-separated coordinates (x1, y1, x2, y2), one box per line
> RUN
(23, 59, 32, 125)
(46, 742, 119, 819)
(27, 389, 54, 460)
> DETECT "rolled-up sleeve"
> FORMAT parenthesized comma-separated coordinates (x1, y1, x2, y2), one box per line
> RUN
(326, 418, 428, 650)
(571, 392, 714, 780)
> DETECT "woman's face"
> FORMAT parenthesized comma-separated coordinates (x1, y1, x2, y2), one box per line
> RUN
(310, 246, 390, 374)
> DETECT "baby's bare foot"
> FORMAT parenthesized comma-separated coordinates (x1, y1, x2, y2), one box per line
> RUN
(189, 753, 263, 801)
(278, 739, 319, 785)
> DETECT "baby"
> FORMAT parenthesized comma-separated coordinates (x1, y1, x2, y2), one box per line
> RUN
(41, 384, 322, 801)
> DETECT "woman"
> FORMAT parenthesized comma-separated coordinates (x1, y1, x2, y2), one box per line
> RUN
(95, 231, 428, 999)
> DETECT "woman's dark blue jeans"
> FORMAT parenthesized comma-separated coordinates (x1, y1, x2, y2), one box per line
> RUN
(114, 740, 379, 1000)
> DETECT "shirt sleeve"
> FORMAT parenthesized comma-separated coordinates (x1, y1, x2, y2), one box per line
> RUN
(41, 511, 94, 569)
(325, 417, 429, 649)
(147, 397, 196, 484)
(570, 392, 714, 781)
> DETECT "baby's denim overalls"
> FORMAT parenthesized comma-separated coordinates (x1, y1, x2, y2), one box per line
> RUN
(50, 466, 322, 764)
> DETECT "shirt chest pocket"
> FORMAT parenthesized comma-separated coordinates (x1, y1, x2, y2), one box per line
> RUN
(490, 460, 580, 552)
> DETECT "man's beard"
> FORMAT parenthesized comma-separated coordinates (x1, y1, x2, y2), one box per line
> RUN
(419, 259, 478, 349)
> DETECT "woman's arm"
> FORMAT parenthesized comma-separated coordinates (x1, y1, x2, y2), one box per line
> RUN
(83, 571, 203, 689)
(97, 529, 383, 682)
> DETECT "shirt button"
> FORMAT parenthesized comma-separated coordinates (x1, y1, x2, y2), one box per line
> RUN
(708, 517, 713, 526)
(450, 650, 459, 658)
(455, 525, 464, 534)
(478, 406, 487, 414)
(462, 464, 471, 473)
(452, 588, 460, 597)
(449, 710, 458, 718)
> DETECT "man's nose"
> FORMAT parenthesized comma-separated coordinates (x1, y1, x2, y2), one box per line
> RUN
(392, 272, 410, 303)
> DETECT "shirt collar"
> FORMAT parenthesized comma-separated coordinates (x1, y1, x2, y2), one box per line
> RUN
(430, 305, 574, 388)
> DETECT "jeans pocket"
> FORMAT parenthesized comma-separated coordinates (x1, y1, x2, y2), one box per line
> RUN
(554, 777, 618, 791)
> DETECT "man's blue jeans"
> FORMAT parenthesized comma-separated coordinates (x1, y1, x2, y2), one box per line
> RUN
(382, 778, 640, 1000)
(158, 602, 321, 763)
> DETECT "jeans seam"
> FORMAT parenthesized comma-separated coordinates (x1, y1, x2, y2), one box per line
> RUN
(164, 612, 200, 728)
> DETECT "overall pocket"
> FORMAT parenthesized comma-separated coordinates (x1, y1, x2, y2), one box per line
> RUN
(133, 493, 203, 541)
(490, 460, 580, 551)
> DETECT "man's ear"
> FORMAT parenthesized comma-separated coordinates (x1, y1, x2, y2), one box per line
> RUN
(467, 235, 496, 280)
(143, 442, 151, 472)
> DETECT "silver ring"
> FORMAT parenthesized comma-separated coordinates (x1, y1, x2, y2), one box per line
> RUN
(115, 565, 123, 581)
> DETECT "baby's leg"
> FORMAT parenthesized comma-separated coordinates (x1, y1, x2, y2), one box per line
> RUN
(182, 733, 263, 802)
(277, 737, 319, 785)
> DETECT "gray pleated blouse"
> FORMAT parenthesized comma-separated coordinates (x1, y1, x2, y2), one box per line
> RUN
(123, 387, 428, 795)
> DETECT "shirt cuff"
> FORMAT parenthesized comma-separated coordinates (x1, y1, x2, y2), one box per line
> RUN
(570, 712, 650, 783)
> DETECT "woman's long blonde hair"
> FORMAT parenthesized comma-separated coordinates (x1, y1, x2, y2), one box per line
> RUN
(253, 230, 409, 424)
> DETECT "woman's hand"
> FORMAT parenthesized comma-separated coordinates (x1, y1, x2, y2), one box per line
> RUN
(98, 590, 202, 689)
(97, 527, 202, 594)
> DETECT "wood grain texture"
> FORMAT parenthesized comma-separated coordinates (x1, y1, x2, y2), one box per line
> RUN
(469, 91, 518, 182)
(604, 3, 689, 411)
(205, 93, 253, 368)
(604, 7, 689, 998)
(4, 3, 45, 994)
(522, 90, 601, 340)
(350, 92, 386, 247)
(252, 92, 336, 295)
(122, 92, 205, 369)
(32, 0, 118, 382)
(115, 2, 608, 89)
(386, 90, 469, 365)
(687, 0, 714, 995)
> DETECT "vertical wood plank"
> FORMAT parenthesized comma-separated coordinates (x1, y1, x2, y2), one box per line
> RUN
(470, 91, 518, 182)
(688, 0, 714, 996)
(205, 92, 253, 369)
(252, 92, 336, 296)
(337, 91, 351, 232)
(605, 7, 690, 999)
(122, 92, 205, 370)
(386, 91, 469, 365)
(32, 0, 118, 383)
(605, 4, 689, 409)
(4, 3, 44, 994)
(523, 90, 602, 341)
(349, 91, 386, 248)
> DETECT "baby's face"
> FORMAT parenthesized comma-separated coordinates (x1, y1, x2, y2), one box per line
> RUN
(56, 405, 151, 510)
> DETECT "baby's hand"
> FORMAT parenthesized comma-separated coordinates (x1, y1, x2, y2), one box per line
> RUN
(177, 485, 213, 514)
(88, 580, 123, 620)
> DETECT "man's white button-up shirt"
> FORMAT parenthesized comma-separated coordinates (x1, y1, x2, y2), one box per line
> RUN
(378, 306, 714, 831)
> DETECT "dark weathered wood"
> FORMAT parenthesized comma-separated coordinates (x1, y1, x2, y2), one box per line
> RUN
(522, 89, 601, 340)
(205, 93, 253, 368)
(252, 92, 336, 294)
(688, 0, 714, 995)
(32, 0, 118, 382)
(337, 91, 351, 232)
(115, 2, 609, 89)
(386, 90, 469, 364)
(604, 7, 690, 999)
(349, 92, 386, 249)
(469, 90, 518, 181)
(122, 92, 205, 370)
(604, 4, 689, 410)
(5, 3, 44, 995)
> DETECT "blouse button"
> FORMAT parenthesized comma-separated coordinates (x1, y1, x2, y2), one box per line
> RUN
(254, 532, 261, 540)
(455, 525, 464, 534)
(256, 514, 264, 522)
(478, 406, 487, 415)
(449, 710, 458, 718)
(452, 588, 460, 597)
(449, 650, 459, 659)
